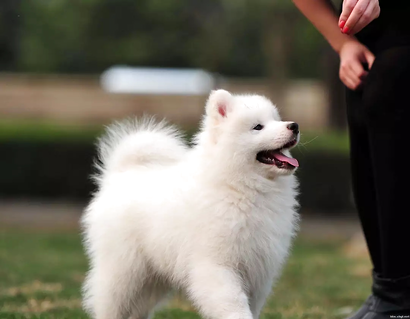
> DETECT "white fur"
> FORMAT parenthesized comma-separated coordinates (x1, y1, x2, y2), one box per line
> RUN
(81, 90, 300, 319)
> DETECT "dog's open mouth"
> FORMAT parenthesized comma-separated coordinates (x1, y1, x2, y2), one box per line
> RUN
(256, 138, 299, 169)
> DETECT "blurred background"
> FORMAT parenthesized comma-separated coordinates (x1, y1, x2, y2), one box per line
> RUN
(0, 0, 372, 318)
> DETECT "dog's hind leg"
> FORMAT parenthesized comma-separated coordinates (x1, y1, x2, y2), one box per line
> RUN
(129, 281, 170, 319)
(249, 281, 273, 319)
(83, 257, 149, 319)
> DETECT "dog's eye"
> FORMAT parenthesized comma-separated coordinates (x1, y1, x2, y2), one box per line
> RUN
(253, 124, 264, 131)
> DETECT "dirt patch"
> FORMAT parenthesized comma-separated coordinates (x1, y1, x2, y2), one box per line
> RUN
(2, 281, 63, 297)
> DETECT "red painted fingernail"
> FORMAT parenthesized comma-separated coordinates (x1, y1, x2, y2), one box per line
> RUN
(342, 26, 349, 34)
(339, 20, 345, 29)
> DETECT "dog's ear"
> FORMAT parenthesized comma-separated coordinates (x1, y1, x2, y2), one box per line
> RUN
(206, 89, 233, 120)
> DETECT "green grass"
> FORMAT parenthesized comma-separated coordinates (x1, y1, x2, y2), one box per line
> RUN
(0, 229, 371, 319)
(0, 119, 349, 153)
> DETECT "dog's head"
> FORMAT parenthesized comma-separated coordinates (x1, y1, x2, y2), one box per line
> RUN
(203, 89, 299, 179)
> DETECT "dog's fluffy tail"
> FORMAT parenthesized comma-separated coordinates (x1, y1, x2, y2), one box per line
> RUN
(94, 116, 188, 183)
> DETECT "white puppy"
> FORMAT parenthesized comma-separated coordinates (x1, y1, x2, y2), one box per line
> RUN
(81, 90, 300, 319)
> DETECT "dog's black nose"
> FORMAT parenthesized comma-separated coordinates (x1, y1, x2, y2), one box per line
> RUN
(287, 122, 299, 134)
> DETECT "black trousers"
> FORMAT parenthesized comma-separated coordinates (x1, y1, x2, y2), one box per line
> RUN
(346, 45, 410, 279)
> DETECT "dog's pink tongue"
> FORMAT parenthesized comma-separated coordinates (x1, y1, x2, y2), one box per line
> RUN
(273, 152, 299, 167)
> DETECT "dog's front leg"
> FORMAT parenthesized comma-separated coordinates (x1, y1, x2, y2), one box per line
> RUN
(185, 262, 253, 319)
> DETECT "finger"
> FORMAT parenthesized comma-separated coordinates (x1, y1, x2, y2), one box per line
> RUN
(348, 58, 368, 79)
(363, 48, 376, 69)
(350, 3, 379, 34)
(341, 58, 366, 80)
(342, 0, 370, 34)
(349, 66, 368, 86)
(344, 62, 364, 88)
(339, 0, 358, 28)
(340, 67, 362, 90)
(347, 72, 363, 90)
(341, 74, 359, 90)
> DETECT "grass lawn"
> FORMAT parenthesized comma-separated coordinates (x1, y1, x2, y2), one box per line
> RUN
(0, 229, 371, 319)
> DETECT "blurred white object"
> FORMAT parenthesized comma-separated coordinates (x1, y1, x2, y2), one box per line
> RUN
(101, 66, 215, 95)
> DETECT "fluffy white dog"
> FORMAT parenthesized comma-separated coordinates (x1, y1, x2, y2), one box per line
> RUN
(81, 89, 300, 319)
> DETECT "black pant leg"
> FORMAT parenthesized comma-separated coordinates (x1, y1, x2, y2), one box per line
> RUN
(346, 89, 383, 273)
(361, 45, 410, 279)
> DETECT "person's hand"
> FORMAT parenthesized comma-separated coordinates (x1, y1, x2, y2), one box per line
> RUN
(338, 40, 375, 90)
(339, 0, 380, 35)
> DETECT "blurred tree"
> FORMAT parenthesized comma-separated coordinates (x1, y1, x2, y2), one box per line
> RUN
(261, 2, 294, 107)
(18, 0, 92, 72)
(0, 0, 21, 71)
(83, 0, 232, 73)
(7, 0, 326, 79)
(323, 47, 346, 129)
(321, 0, 346, 130)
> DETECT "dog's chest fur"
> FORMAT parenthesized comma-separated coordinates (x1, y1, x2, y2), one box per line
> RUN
(201, 186, 297, 292)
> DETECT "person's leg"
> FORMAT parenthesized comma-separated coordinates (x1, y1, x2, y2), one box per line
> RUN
(362, 45, 410, 280)
(351, 45, 410, 317)
(346, 88, 383, 273)
(345, 88, 385, 319)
